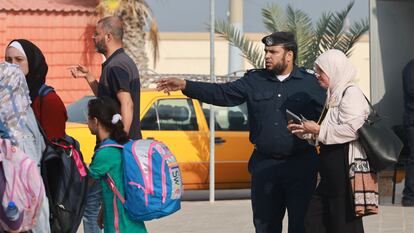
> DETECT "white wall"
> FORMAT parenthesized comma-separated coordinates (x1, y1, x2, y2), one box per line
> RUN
(145, 32, 369, 100)
(147, 32, 368, 73)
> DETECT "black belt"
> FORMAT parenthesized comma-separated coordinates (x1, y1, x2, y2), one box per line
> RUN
(253, 147, 287, 160)
(254, 146, 314, 160)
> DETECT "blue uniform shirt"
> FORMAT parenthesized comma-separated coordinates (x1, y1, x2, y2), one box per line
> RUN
(183, 66, 326, 158)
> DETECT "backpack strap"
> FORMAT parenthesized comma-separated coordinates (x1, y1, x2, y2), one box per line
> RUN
(51, 142, 87, 177)
(100, 143, 125, 202)
(36, 118, 51, 164)
(0, 121, 10, 139)
(98, 144, 124, 150)
(105, 173, 125, 233)
(100, 143, 126, 203)
(38, 84, 55, 123)
(97, 139, 124, 150)
(38, 84, 55, 97)
(101, 143, 125, 233)
(100, 142, 126, 205)
(0, 138, 14, 160)
(105, 174, 125, 204)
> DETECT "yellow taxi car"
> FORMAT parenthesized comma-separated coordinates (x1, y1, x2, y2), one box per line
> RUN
(66, 90, 253, 190)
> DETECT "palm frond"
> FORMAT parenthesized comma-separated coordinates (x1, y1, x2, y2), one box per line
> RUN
(261, 3, 285, 32)
(324, 1, 354, 50)
(302, 12, 332, 68)
(96, 0, 117, 17)
(338, 19, 369, 56)
(285, 5, 313, 66)
(130, 0, 151, 18)
(212, 1, 368, 70)
(149, 20, 160, 68)
(214, 20, 264, 69)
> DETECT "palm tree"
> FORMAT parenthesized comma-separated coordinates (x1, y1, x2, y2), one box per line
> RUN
(215, 1, 368, 69)
(96, 0, 159, 70)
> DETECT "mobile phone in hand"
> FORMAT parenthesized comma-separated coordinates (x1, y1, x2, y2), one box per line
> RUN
(286, 109, 302, 124)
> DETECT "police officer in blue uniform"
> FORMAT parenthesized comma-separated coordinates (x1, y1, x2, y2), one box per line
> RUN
(156, 32, 326, 233)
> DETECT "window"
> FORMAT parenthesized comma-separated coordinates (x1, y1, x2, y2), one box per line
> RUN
(201, 103, 248, 131)
(141, 99, 198, 131)
(67, 96, 96, 124)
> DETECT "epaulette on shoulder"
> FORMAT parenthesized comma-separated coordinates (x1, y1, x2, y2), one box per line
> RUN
(245, 68, 264, 75)
(304, 68, 315, 75)
(246, 69, 262, 74)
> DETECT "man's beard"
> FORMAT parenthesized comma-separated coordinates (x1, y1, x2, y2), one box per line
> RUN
(95, 39, 107, 55)
(271, 54, 288, 75)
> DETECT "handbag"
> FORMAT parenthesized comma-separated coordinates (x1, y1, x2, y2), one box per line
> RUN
(358, 96, 404, 171)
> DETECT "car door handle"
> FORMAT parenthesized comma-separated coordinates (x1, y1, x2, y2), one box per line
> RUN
(215, 137, 226, 144)
(146, 137, 155, 140)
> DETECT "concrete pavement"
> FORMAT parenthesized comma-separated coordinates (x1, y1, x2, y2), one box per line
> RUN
(146, 200, 414, 233)
(76, 187, 414, 233)
(145, 189, 414, 233)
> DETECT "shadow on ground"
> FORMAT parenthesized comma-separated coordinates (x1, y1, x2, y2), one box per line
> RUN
(182, 189, 251, 201)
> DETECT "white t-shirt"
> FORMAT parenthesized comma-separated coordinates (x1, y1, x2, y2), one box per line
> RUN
(277, 73, 290, 82)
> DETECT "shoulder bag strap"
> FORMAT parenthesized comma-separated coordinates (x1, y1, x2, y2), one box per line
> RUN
(342, 85, 377, 120)
(318, 85, 360, 124)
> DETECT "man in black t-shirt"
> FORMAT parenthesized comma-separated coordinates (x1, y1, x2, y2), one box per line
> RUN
(69, 16, 141, 233)
(70, 16, 141, 140)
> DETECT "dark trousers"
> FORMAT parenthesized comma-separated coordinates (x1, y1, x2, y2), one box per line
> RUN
(305, 143, 364, 233)
(248, 151, 318, 233)
(403, 126, 414, 201)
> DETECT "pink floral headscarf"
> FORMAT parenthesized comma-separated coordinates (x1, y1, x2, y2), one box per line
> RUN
(0, 62, 31, 142)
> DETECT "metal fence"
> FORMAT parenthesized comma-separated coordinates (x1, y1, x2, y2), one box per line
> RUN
(140, 69, 245, 88)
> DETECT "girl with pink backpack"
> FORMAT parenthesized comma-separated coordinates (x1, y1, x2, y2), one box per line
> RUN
(0, 62, 49, 232)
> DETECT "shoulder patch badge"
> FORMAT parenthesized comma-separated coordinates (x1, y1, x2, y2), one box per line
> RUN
(246, 68, 262, 74)
(305, 68, 315, 75)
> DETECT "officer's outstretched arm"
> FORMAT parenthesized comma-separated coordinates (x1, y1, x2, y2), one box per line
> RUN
(182, 78, 247, 107)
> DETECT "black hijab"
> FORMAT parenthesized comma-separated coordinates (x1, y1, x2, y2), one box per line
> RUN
(7, 39, 48, 102)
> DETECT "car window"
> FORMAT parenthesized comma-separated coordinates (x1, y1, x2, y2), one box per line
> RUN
(66, 96, 96, 124)
(141, 98, 198, 131)
(201, 103, 248, 131)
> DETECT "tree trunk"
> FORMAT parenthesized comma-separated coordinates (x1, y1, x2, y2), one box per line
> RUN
(119, 12, 148, 71)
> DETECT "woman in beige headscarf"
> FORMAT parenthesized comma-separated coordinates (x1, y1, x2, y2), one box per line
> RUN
(288, 49, 378, 233)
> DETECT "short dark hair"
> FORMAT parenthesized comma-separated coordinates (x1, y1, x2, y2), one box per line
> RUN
(88, 96, 129, 144)
(98, 16, 124, 41)
(262, 31, 298, 63)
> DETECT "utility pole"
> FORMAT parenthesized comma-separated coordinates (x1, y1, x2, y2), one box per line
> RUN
(209, 0, 216, 204)
(228, 0, 244, 74)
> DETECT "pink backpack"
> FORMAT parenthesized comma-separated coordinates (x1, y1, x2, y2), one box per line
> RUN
(0, 138, 45, 232)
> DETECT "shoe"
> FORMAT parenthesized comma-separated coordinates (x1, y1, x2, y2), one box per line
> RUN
(401, 198, 414, 207)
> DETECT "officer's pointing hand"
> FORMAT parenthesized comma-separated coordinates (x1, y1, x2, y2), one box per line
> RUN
(155, 78, 186, 94)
